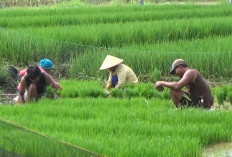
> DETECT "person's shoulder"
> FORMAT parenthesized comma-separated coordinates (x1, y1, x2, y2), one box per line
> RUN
(186, 69, 198, 73)
(184, 69, 198, 81)
(21, 74, 27, 82)
(41, 71, 47, 76)
(118, 64, 129, 72)
(120, 64, 132, 70)
(39, 66, 46, 72)
(43, 72, 54, 81)
(116, 64, 124, 70)
(41, 72, 50, 80)
(19, 69, 27, 77)
(188, 69, 201, 76)
(42, 72, 51, 78)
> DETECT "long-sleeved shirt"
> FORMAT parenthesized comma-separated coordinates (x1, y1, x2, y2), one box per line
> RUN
(106, 64, 138, 89)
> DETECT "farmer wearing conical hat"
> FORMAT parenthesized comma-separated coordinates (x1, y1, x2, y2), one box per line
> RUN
(156, 59, 214, 109)
(100, 55, 138, 93)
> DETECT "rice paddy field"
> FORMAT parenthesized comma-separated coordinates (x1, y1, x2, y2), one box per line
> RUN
(1, 0, 232, 156)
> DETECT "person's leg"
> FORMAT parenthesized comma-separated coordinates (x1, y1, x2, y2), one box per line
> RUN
(170, 89, 185, 108)
(27, 84, 37, 102)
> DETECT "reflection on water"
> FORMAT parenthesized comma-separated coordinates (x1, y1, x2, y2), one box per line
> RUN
(202, 142, 232, 157)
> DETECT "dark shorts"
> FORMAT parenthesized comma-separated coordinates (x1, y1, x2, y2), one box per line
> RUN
(180, 92, 212, 109)
(180, 92, 193, 107)
(180, 92, 203, 108)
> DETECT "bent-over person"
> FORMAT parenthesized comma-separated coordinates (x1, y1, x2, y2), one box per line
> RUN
(156, 59, 213, 109)
(17, 65, 58, 104)
(17, 58, 62, 92)
(100, 55, 138, 94)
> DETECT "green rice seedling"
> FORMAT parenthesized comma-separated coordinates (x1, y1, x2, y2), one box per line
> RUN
(45, 85, 55, 99)
(223, 85, 232, 98)
(140, 87, 150, 99)
(124, 88, 139, 99)
(151, 68, 161, 83)
(73, 88, 80, 98)
(162, 88, 171, 100)
(1, 5, 232, 70)
(70, 48, 232, 81)
(57, 80, 105, 98)
(1, 4, 232, 84)
(0, 119, 101, 157)
(80, 88, 106, 98)
(1, 5, 232, 28)
(151, 90, 163, 99)
(123, 83, 140, 98)
(0, 89, 3, 102)
(0, 98, 232, 156)
(227, 91, 232, 105)
(57, 80, 79, 98)
(56, 88, 61, 97)
(138, 83, 162, 99)
(78, 82, 105, 98)
(123, 88, 133, 99)
(215, 89, 224, 106)
(110, 89, 124, 98)
(222, 85, 229, 100)
(0, 60, 11, 88)
(138, 83, 150, 98)
(125, 82, 136, 89)
(11, 16, 232, 47)
(210, 87, 217, 98)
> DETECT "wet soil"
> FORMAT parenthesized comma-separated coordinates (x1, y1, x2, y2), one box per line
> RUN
(202, 142, 232, 157)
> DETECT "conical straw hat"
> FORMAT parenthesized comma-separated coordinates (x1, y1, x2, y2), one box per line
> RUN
(99, 55, 123, 70)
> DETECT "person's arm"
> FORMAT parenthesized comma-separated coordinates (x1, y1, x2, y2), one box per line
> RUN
(106, 73, 112, 90)
(17, 77, 26, 104)
(39, 68, 63, 90)
(156, 70, 197, 91)
(56, 83, 63, 90)
(45, 74, 58, 91)
(19, 69, 27, 77)
(114, 68, 127, 89)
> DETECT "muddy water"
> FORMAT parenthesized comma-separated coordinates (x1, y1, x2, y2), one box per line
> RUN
(202, 142, 232, 157)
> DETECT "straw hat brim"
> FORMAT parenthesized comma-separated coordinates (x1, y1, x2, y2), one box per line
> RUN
(100, 55, 123, 70)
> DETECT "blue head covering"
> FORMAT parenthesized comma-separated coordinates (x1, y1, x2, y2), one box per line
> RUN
(39, 59, 53, 70)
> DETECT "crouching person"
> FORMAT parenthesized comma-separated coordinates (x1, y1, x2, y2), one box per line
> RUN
(99, 55, 138, 96)
(156, 59, 214, 109)
(17, 65, 58, 104)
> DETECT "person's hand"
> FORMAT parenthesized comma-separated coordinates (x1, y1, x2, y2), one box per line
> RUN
(105, 89, 111, 98)
(155, 81, 164, 92)
(57, 84, 63, 91)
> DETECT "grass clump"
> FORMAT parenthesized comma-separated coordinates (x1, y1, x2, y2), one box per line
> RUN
(151, 68, 161, 82)
(0, 98, 232, 156)
(57, 80, 106, 98)
(0, 61, 11, 90)
(215, 89, 225, 106)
